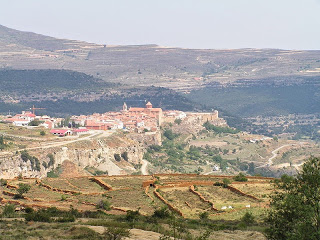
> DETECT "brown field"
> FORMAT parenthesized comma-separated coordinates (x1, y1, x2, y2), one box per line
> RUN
(0, 174, 273, 220)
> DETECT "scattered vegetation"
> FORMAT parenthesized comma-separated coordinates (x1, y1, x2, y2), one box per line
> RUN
(266, 157, 320, 240)
(96, 200, 111, 211)
(233, 173, 248, 182)
(14, 183, 31, 199)
(203, 121, 239, 134)
(20, 150, 41, 171)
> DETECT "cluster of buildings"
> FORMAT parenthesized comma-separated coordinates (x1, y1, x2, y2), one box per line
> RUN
(71, 102, 165, 132)
(2, 111, 59, 129)
(1, 102, 226, 136)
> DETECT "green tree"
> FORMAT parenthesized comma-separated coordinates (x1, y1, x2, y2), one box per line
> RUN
(266, 157, 320, 240)
(15, 183, 31, 199)
(222, 178, 231, 188)
(233, 173, 248, 182)
(96, 200, 111, 211)
(174, 119, 182, 125)
(28, 120, 40, 126)
(1, 204, 15, 218)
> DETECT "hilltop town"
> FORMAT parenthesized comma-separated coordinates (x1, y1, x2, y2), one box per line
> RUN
(1, 102, 226, 136)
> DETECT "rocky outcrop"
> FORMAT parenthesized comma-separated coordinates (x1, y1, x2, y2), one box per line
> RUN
(0, 136, 145, 179)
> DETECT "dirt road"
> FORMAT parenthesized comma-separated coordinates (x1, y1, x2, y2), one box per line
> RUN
(0, 130, 114, 155)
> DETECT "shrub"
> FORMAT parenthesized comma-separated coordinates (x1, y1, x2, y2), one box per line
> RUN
(14, 183, 31, 199)
(125, 209, 140, 222)
(233, 173, 248, 182)
(152, 207, 171, 219)
(1, 204, 15, 218)
(25, 210, 52, 222)
(69, 226, 100, 239)
(40, 131, 46, 136)
(199, 211, 209, 220)
(149, 145, 162, 152)
(222, 178, 231, 188)
(163, 129, 178, 140)
(0, 178, 7, 186)
(174, 119, 182, 125)
(240, 212, 255, 226)
(213, 181, 223, 187)
(28, 120, 40, 126)
(104, 227, 130, 240)
(97, 200, 111, 211)
(25, 207, 34, 214)
(203, 121, 239, 134)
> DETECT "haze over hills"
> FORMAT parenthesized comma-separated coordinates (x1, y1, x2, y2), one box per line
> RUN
(1, 24, 320, 136)
(1, 24, 320, 91)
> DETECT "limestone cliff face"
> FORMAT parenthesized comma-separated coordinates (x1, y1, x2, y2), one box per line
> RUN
(0, 154, 43, 179)
(0, 134, 145, 179)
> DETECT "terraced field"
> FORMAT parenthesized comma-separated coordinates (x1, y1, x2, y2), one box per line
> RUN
(0, 174, 273, 219)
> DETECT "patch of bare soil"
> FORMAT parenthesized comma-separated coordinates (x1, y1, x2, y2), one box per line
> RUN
(124, 229, 162, 240)
(59, 160, 90, 178)
(190, 140, 227, 147)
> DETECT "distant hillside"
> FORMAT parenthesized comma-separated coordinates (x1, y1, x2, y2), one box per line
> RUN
(1, 25, 320, 132)
(188, 76, 320, 117)
(0, 69, 202, 116)
(1, 25, 320, 92)
(0, 24, 89, 51)
(0, 69, 110, 93)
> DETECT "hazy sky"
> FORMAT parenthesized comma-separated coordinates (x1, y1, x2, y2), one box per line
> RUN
(1, 0, 320, 49)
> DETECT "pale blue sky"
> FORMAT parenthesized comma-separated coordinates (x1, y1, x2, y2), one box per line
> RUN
(1, 0, 320, 49)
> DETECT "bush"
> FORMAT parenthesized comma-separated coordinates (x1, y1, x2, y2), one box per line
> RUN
(222, 178, 231, 188)
(14, 183, 31, 199)
(0, 178, 7, 186)
(213, 181, 223, 187)
(25, 210, 52, 222)
(28, 120, 40, 126)
(152, 207, 171, 219)
(233, 173, 248, 182)
(97, 200, 111, 211)
(199, 211, 209, 220)
(40, 130, 46, 136)
(1, 204, 15, 218)
(240, 212, 255, 226)
(203, 121, 239, 134)
(125, 209, 140, 222)
(163, 129, 178, 140)
(25, 207, 79, 222)
(149, 145, 162, 152)
(174, 119, 182, 125)
(104, 227, 130, 240)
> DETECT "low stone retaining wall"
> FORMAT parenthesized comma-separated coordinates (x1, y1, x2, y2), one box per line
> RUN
(144, 186, 154, 201)
(153, 187, 184, 217)
(189, 185, 218, 211)
(227, 185, 259, 201)
(90, 178, 113, 191)
(36, 180, 81, 195)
